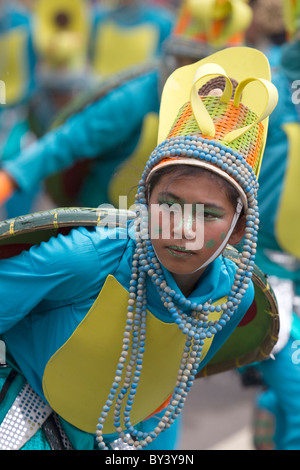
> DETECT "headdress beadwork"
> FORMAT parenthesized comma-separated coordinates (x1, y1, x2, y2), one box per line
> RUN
(96, 47, 278, 450)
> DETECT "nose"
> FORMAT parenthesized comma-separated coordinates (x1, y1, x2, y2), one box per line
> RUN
(172, 205, 204, 250)
(172, 206, 196, 239)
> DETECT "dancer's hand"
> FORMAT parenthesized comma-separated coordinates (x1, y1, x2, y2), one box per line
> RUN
(0, 171, 16, 206)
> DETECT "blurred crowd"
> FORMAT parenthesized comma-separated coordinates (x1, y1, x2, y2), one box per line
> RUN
(0, 0, 176, 217)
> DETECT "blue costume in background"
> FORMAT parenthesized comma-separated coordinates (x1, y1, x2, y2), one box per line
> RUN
(2, 66, 161, 208)
(0, 4, 38, 218)
(251, 41, 300, 450)
(0, 6, 277, 451)
(0, 2, 171, 215)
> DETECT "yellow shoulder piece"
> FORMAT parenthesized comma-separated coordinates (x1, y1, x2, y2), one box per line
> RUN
(43, 275, 225, 434)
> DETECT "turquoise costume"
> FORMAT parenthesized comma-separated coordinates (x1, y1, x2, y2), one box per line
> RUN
(0, 4, 38, 219)
(0, 223, 254, 449)
(0, 46, 278, 451)
(256, 47, 300, 337)
(0, 4, 168, 215)
(2, 66, 160, 208)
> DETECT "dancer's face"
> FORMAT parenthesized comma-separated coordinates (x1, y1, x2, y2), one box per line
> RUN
(148, 170, 245, 277)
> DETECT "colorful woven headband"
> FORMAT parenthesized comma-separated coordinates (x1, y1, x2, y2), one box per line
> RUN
(146, 47, 278, 209)
(283, 0, 300, 39)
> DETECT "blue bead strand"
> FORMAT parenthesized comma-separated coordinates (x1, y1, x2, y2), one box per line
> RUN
(96, 135, 259, 450)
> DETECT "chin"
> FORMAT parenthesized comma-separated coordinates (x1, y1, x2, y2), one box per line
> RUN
(162, 257, 204, 276)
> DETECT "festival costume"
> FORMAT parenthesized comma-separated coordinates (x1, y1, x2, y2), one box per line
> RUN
(1, 0, 253, 211)
(0, 47, 278, 450)
(163, 0, 252, 61)
(244, 0, 300, 450)
(3, 64, 161, 209)
(0, 0, 92, 217)
(0, 0, 94, 217)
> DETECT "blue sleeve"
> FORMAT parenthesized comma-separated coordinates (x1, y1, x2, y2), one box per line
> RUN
(0, 226, 127, 334)
(3, 70, 160, 192)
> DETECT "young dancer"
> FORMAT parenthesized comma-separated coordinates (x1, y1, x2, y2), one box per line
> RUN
(0, 46, 278, 450)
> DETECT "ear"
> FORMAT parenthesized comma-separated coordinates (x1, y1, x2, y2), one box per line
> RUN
(228, 214, 246, 246)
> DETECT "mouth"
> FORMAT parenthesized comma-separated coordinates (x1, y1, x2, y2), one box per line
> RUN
(166, 245, 194, 258)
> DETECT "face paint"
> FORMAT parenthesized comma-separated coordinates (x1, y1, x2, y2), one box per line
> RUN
(205, 239, 217, 248)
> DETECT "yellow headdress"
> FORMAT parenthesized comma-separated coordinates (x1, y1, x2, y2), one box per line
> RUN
(148, 47, 278, 209)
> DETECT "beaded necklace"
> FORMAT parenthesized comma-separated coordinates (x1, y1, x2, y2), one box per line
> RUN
(96, 135, 259, 450)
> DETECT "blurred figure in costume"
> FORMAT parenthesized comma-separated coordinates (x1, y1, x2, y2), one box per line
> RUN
(0, 0, 253, 212)
(240, 0, 300, 451)
(0, 0, 38, 219)
(90, 0, 175, 78)
(246, 0, 287, 68)
(29, 0, 92, 137)
(0, 0, 93, 218)
(0, 46, 279, 450)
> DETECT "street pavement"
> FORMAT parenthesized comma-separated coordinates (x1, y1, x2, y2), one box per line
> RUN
(180, 370, 257, 450)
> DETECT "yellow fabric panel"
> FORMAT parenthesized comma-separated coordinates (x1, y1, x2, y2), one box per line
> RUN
(0, 27, 29, 105)
(276, 122, 300, 257)
(43, 275, 225, 434)
(108, 112, 159, 208)
(93, 22, 158, 77)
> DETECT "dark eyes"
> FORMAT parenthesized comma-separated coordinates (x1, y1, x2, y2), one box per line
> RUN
(157, 199, 223, 220)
